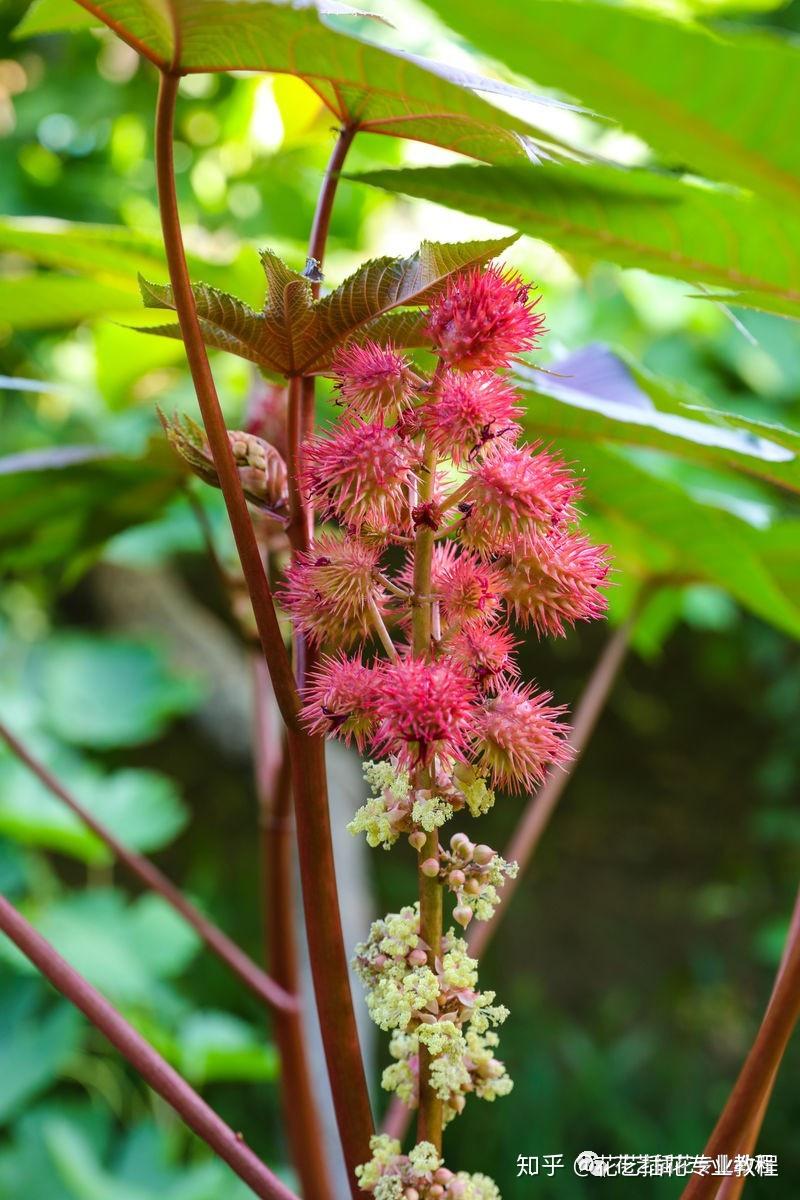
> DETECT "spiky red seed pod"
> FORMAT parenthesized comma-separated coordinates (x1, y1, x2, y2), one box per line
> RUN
(301, 653, 380, 749)
(474, 683, 570, 793)
(438, 549, 506, 631)
(460, 443, 580, 556)
(277, 535, 386, 648)
(449, 624, 519, 692)
(420, 370, 522, 464)
(501, 529, 611, 636)
(303, 420, 416, 531)
(372, 657, 478, 768)
(426, 265, 545, 370)
(332, 340, 416, 422)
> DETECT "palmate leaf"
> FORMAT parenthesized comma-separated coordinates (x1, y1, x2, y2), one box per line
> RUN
(0, 442, 186, 584)
(70, 0, 578, 166)
(138, 234, 516, 374)
(423, 0, 800, 207)
(355, 163, 800, 319)
(569, 443, 800, 641)
(516, 345, 800, 496)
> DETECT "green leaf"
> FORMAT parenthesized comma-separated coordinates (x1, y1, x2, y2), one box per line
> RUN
(516, 345, 800, 496)
(0, 219, 263, 306)
(422, 0, 800, 206)
(72, 0, 576, 165)
(0, 275, 139, 330)
(0, 441, 186, 584)
(569, 443, 800, 639)
(2, 891, 201, 1007)
(13, 0, 98, 38)
(355, 162, 800, 319)
(36, 634, 201, 749)
(176, 1012, 278, 1085)
(139, 235, 516, 374)
(0, 753, 189, 865)
(0, 981, 82, 1125)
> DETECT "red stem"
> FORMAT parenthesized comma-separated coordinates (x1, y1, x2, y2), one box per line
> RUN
(0, 718, 296, 1015)
(275, 116, 375, 1192)
(154, 70, 373, 1188)
(685, 885, 800, 1200)
(307, 123, 359, 299)
(0, 893, 298, 1200)
(253, 659, 334, 1200)
(154, 69, 299, 731)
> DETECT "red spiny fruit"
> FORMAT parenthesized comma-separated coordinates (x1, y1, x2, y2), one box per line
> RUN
(461, 443, 580, 555)
(304, 420, 416, 531)
(372, 657, 478, 767)
(332, 340, 416, 422)
(502, 530, 610, 636)
(449, 624, 519, 692)
(420, 370, 522, 463)
(475, 683, 570, 792)
(301, 653, 380, 750)
(278, 535, 386, 648)
(426, 265, 545, 370)
(438, 548, 505, 630)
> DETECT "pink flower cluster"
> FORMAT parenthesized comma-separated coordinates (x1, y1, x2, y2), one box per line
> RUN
(279, 263, 610, 796)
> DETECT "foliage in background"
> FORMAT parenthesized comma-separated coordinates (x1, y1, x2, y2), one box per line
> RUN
(0, 0, 799, 1194)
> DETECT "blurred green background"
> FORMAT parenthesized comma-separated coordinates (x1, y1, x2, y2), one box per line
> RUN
(1, 0, 800, 1196)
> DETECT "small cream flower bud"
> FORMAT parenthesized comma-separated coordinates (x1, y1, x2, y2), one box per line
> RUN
(429, 1187, 444, 1199)
(473, 844, 494, 865)
(434, 1167, 454, 1184)
(404, 1190, 420, 1200)
(465, 877, 481, 895)
(454, 838, 474, 862)
(407, 948, 428, 967)
(453, 905, 473, 927)
(409, 830, 427, 851)
(448, 869, 466, 888)
(421, 857, 440, 878)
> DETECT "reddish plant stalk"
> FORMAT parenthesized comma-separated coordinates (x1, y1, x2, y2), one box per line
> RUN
(0, 894, 298, 1200)
(253, 659, 334, 1200)
(0, 718, 296, 1015)
(154, 69, 299, 731)
(680, 896, 800, 1200)
(307, 122, 359, 299)
(697, 886, 800, 1200)
(153, 70, 373, 1190)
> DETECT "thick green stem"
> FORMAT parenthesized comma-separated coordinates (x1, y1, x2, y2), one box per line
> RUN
(411, 444, 444, 1152)
(417, 826, 444, 1152)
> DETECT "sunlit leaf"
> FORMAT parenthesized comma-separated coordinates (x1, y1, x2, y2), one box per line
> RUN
(72, 0, 578, 165)
(422, 0, 800, 206)
(138, 235, 516, 373)
(355, 162, 800, 318)
(517, 344, 800, 495)
(570, 442, 800, 639)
